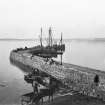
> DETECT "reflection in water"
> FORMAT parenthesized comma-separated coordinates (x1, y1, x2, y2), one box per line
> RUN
(0, 40, 105, 104)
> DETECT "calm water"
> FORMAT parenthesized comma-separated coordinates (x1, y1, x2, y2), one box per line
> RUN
(0, 39, 105, 104)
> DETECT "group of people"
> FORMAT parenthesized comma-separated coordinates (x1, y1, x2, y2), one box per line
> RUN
(30, 72, 57, 104)
(32, 76, 57, 94)
(29, 68, 101, 105)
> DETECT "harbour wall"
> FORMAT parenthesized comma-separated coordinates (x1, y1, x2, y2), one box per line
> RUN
(10, 51, 105, 100)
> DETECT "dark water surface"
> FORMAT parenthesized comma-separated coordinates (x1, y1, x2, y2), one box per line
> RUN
(0, 39, 105, 104)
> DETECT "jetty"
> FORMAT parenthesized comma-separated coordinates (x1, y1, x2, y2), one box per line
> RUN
(10, 49, 105, 100)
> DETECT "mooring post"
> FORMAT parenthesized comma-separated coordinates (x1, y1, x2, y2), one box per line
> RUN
(61, 33, 63, 65)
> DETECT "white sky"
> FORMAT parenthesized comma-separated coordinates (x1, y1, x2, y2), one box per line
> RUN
(0, 0, 105, 39)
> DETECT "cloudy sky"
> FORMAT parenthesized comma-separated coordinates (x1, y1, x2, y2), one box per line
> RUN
(0, 0, 105, 39)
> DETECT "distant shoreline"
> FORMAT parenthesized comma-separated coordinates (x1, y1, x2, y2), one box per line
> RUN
(0, 38, 105, 41)
(0, 38, 105, 44)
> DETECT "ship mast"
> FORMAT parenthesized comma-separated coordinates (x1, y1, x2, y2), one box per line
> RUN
(40, 27, 43, 47)
(48, 27, 53, 47)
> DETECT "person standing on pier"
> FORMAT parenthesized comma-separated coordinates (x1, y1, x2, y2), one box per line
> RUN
(91, 74, 100, 96)
(30, 80, 40, 104)
(94, 74, 100, 87)
(32, 80, 39, 95)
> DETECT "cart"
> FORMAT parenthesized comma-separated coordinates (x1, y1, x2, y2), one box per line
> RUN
(21, 92, 35, 105)
(21, 92, 45, 105)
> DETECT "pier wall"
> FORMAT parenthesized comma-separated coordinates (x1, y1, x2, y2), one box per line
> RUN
(10, 51, 105, 100)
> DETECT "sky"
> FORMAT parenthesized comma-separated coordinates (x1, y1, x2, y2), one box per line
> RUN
(0, 0, 105, 39)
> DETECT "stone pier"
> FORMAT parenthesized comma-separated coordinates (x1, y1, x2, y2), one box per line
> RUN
(10, 51, 105, 100)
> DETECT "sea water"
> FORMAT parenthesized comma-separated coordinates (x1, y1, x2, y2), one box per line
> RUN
(0, 39, 105, 104)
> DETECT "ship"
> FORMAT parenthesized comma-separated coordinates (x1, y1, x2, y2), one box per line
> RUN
(29, 27, 65, 58)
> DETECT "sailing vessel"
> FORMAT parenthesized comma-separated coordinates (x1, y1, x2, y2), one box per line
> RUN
(29, 27, 65, 58)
